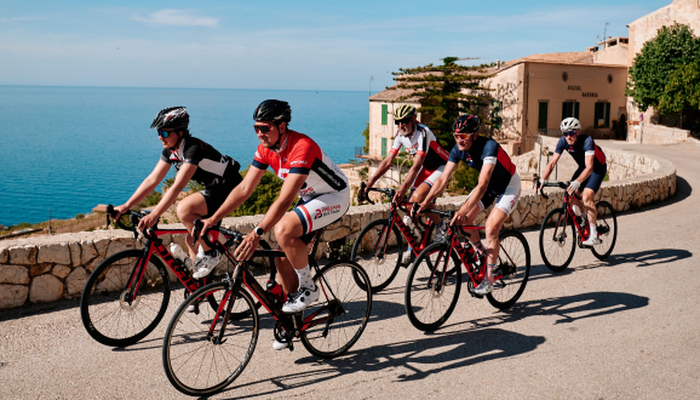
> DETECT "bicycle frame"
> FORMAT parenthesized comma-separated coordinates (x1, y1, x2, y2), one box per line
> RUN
(199, 227, 344, 341)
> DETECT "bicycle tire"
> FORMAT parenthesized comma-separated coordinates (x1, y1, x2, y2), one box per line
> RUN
(404, 242, 461, 332)
(80, 249, 170, 347)
(163, 281, 259, 397)
(486, 230, 531, 309)
(539, 207, 576, 272)
(300, 261, 372, 358)
(350, 219, 404, 293)
(591, 201, 618, 260)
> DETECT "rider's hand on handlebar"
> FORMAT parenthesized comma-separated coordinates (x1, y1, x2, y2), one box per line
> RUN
(567, 180, 580, 195)
(137, 212, 158, 231)
(392, 191, 405, 205)
(113, 204, 129, 222)
(451, 209, 468, 226)
(234, 231, 261, 261)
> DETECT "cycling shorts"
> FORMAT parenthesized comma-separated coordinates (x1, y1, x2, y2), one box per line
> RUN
(468, 171, 521, 217)
(413, 164, 445, 189)
(572, 165, 607, 193)
(293, 189, 351, 243)
(199, 172, 243, 218)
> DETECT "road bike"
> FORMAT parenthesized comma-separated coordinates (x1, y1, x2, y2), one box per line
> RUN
(80, 205, 272, 347)
(538, 181, 618, 272)
(350, 182, 441, 292)
(162, 220, 372, 397)
(404, 209, 531, 332)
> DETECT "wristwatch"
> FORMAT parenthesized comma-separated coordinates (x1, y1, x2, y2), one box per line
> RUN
(253, 227, 264, 237)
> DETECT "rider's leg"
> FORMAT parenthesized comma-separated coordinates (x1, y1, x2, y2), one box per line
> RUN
(483, 208, 508, 283)
(273, 214, 307, 294)
(581, 188, 597, 225)
(409, 183, 441, 225)
(177, 192, 210, 260)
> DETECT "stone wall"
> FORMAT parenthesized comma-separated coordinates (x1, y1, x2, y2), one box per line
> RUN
(0, 146, 677, 309)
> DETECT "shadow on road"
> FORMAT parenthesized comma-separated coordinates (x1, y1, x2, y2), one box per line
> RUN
(215, 290, 647, 399)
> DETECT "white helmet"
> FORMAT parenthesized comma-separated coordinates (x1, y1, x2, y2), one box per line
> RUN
(560, 117, 581, 133)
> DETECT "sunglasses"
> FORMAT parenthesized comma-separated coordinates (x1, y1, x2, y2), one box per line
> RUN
(158, 129, 173, 138)
(394, 118, 412, 125)
(254, 124, 273, 134)
(563, 131, 577, 137)
(453, 132, 475, 140)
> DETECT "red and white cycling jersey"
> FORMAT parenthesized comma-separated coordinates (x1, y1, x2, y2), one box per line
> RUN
(390, 124, 450, 171)
(251, 130, 348, 201)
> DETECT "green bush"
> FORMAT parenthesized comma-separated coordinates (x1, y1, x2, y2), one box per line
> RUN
(75, 213, 85, 220)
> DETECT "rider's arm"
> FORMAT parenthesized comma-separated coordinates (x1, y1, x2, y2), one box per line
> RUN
(453, 162, 495, 224)
(394, 152, 425, 202)
(418, 161, 457, 210)
(256, 173, 307, 234)
(203, 166, 266, 229)
(138, 162, 198, 230)
(366, 150, 398, 190)
(116, 160, 171, 217)
(540, 152, 561, 182)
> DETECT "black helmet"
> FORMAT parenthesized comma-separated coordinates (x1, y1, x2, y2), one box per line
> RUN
(453, 114, 480, 134)
(151, 106, 189, 131)
(253, 100, 291, 124)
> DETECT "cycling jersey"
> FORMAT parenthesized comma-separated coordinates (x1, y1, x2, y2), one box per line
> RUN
(161, 136, 241, 188)
(251, 130, 348, 201)
(390, 124, 450, 171)
(554, 134, 607, 174)
(448, 136, 518, 197)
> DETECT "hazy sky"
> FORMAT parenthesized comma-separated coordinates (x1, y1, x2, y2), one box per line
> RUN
(0, 0, 671, 92)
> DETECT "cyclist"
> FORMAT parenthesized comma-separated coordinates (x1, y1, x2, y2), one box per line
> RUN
(115, 107, 242, 277)
(539, 117, 607, 247)
(417, 114, 521, 295)
(201, 99, 350, 321)
(362, 104, 450, 258)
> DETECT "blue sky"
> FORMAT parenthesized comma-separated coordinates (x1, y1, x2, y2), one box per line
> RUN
(0, 0, 671, 92)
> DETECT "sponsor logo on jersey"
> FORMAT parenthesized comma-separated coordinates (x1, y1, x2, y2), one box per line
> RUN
(314, 204, 342, 219)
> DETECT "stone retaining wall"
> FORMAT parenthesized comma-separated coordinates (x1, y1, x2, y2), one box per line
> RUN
(0, 147, 677, 309)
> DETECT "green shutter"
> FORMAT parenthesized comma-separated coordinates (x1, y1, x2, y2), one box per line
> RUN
(381, 104, 388, 125)
(538, 102, 548, 131)
(381, 137, 387, 157)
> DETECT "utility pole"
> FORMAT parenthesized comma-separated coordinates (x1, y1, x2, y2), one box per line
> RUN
(603, 22, 609, 47)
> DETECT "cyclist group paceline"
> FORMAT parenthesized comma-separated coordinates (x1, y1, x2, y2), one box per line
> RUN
(85, 101, 614, 396)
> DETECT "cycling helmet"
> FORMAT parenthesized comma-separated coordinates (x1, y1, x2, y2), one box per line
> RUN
(560, 117, 581, 133)
(253, 99, 291, 124)
(392, 104, 417, 121)
(453, 114, 480, 133)
(151, 106, 189, 131)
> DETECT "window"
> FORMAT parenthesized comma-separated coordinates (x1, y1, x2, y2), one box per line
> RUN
(562, 101, 579, 119)
(594, 102, 611, 128)
(381, 104, 388, 125)
(538, 102, 548, 133)
(381, 137, 387, 157)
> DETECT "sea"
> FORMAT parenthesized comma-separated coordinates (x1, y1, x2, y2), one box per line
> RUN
(0, 86, 369, 227)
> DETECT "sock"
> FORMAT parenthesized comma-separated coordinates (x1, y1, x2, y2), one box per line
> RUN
(295, 265, 315, 290)
(486, 263, 497, 282)
(589, 223, 598, 238)
(474, 241, 486, 254)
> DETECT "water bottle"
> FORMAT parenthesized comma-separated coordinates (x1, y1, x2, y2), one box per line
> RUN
(170, 243, 195, 271)
(403, 215, 420, 238)
(267, 280, 287, 304)
(572, 204, 582, 217)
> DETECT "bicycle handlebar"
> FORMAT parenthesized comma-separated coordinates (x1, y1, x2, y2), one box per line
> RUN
(537, 181, 574, 200)
(358, 182, 396, 205)
(105, 204, 152, 240)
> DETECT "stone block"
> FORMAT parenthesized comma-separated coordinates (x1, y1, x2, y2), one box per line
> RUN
(37, 243, 71, 265)
(0, 265, 30, 284)
(0, 284, 29, 309)
(30, 263, 53, 277)
(66, 267, 88, 297)
(29, 274, 64, 303)
(52, 264, 72, 280)
(69, 242, 81, 267)
(0, 248, 7, 264)
(9, 245, 37, 265)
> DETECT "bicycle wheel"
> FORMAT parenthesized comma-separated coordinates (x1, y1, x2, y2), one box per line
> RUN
(487, 230, 531, 309)
(350, 219, 404, 293)
(591, 201, 618, 260)
(163, 281, 259, 397)
(404, 242, 461, 332)
(80, 249, 170, 347)
(300, 261, 372, 358)
(539, 207, 576, 272)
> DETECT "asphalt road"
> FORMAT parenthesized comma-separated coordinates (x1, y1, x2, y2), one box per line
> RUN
(1, 140, 698, 400)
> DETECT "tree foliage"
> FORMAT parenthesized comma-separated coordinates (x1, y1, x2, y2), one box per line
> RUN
(658, 58, 700, 115)
(393, 56, 493, 149)
(229, 168, 285, 217)
(627, 23, 700, 112)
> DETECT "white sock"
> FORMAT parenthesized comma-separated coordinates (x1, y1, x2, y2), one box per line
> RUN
(589, 223, 598, 238)
(295, 265, 315, 290)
